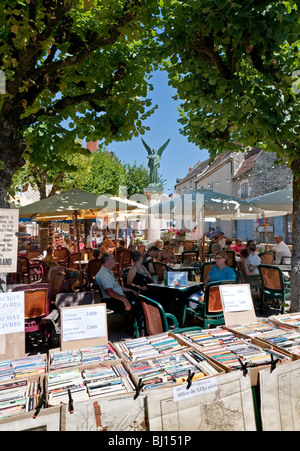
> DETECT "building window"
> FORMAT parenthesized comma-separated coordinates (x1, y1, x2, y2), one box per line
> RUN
(241, 183, 249, 199)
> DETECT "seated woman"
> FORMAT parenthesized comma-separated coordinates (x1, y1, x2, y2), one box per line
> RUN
(157, 241, 176, 264)
(100, 236, 115, 255)
(189, 250, 236, 308)
(127, 251, 153, 294)
(205, 250, 236, 284)
(44, 245, 80, 290)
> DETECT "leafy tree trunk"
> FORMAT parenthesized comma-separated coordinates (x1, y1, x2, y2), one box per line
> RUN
(290, 160, 300, 312)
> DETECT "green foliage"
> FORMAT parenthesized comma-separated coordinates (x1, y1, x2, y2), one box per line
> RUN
(0, 0, 161, 194)
(159, 0, 300, 167)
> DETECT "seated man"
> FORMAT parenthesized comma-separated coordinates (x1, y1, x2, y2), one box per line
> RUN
(272, 235, 291, 264)
(95, 253, 145, 335)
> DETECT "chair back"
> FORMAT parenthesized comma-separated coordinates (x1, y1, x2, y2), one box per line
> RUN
(200, 262, 216, 282)
(182, 251, 199, 263)
(67, 253, 80, 269)
(17, 256, 30, 273)
(258, 264, 283, 291)
(184, 242, 194, 251)
(204, 281, 234, 315)
(119, 250, 132, 270)
(153, 262, 169, 282)
(259, 252, 274, 265)
(225, 250, 236, 268)
(54, 247, 69, 262)
(85, 259, 102, 279)
(138, 296, 166, 335)
(12, 283, 53, 302)
(24, 288, 48, 319)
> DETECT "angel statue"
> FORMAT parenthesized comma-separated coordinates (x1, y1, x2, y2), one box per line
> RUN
(141, 138, 170, 186)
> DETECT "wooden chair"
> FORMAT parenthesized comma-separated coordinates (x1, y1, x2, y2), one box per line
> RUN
(17, 256, 43, 284)
(66, 253, 80, 269)
(184, 242, 194, 251)
(259, 252, 274, 265)
(258, 264, 291, 314)
(225, 250, 236, 268)
(116, 250, 132, 281)
(200, 262, 216, 282)
(84, 258, 102, 289)
(182, 251, 199, 263)
(54, 247, 70, 265)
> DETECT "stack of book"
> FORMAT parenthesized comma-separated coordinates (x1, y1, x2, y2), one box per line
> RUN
(82, 364, 135, 398)
(0, 356, 47, 381)
(179, 328, 287, 370)
(49, 344, 118, 370)
(0, 361, 14, 381)
(129, 351, 219, 391)
(225, 321, 279, 338)
(114, 333, 188, 361)
(47, 370, 89, 406)
(255, 329, 300, 355)
(0, 379, 42, 419)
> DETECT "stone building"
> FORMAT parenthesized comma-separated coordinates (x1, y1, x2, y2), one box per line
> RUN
(232, 148, 293, 244)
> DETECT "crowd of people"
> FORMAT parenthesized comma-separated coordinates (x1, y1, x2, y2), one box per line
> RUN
(38, 227, 292, 336)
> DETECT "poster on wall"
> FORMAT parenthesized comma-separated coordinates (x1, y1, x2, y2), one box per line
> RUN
(0, 209, 19, 273)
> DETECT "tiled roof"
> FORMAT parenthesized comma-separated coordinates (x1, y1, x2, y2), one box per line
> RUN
(233, 147, 262, 179)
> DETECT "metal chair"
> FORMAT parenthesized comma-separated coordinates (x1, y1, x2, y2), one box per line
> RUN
(258, 264, 291, 314)
(279, 256, 291, 265)
(185, 280, 235, 329)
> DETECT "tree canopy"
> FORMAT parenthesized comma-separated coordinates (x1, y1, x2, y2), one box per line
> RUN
(0, 0, 160, 205)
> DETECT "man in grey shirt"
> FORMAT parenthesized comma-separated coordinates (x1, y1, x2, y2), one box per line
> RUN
(95, 253, 145, 335)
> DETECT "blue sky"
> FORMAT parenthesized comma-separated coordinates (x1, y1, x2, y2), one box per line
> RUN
(107, 70, 209, 194)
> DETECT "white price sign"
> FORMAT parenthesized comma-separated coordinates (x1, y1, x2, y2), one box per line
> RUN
(62, 304, 107, 342)
(220, 285, 253, 312)
(0, 292, 24, 335)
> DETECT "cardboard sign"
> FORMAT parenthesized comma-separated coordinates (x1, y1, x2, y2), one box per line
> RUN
(0, 292, 25, 359)
(0, 209, 19, 273)
(219, 284, 257, 326)
(61, 304, 108, 350)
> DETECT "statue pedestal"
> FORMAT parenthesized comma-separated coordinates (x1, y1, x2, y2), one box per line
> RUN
(144, 186, 163, 242)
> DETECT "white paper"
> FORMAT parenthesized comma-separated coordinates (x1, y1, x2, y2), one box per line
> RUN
(62, 304, 107, 342)
(0, 292, 24, 335)
(220, 285, 253, 312)
(0, 209, 19, 273)
(173, 377, 218, 402)
(167, 271, 188, 287)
